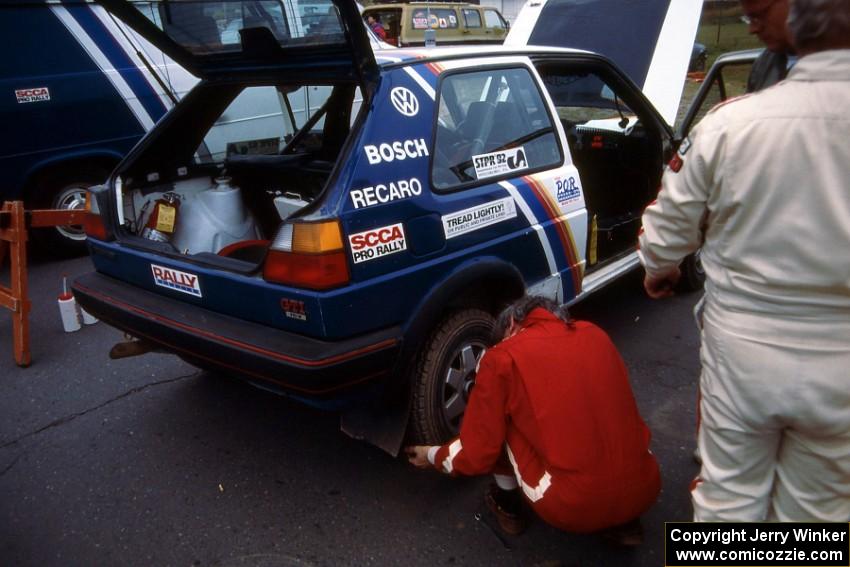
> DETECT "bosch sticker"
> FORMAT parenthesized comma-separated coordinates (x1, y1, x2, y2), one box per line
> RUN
(472, 147, 528, 180)
(390, 87, 419, 117)
(442, 197, 517, 239)
(15, 87, 50, 103)
(349, 223, 407, 264)
(555, 176, 581, 206)
(350, 177, 422, 209)
(280, 298, 307, 321)
(151, 264, 202, 297)
(364, 139, 429, 164)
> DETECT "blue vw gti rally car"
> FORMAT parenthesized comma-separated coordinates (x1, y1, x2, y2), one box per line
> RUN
(74, 0, 704, 453)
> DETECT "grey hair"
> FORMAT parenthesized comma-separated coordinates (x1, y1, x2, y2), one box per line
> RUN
(492, 295, 573, 344)
(788, 0, 850, 51)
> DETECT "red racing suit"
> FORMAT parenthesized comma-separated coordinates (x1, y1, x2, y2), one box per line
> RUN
(430, 309, 660, 533)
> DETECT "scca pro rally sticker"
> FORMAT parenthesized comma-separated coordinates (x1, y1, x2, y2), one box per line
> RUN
(15, 87, 50, 103)
(472, 147, 528, 180)
(349, 223, 407, 264)
(151, 264, 202, 297)
(442, 197, 517, 239)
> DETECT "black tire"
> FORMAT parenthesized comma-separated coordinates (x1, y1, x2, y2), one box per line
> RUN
(678, 249, 706, 292)
(408, 308, 494, 445)
(32, 167, 110, 257)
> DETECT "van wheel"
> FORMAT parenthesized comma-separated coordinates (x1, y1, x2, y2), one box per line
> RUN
(678, 249, 705, 291)
(33, 168, 109, 256)
(409, 309, 494, 445)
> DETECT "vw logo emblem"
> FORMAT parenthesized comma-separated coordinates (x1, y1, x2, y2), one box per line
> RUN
(390, 87, 419, 117)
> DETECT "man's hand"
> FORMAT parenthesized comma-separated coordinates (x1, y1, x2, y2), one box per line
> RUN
(644, 267, 681, 299)
(404, 445, 433, 469)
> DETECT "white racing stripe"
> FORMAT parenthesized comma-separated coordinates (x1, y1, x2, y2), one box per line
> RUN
(641, 0, 702, 125)
(51, 4, 155, 130)
(403, 67, 436, 100)
(90, 6, 178, 112)
(499, 180, 558, 277)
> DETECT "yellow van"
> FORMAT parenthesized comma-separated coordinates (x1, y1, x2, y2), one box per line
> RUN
(362, 2, 508, 47)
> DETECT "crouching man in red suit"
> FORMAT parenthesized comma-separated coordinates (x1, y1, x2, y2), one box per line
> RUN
(406, 296, 660, 544)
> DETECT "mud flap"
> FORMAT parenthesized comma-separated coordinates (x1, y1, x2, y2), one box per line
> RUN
(340, 394, 411, 456)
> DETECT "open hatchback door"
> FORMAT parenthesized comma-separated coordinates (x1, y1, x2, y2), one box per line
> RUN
(506, 0, 703, 126)
(97, 0, 378, 83)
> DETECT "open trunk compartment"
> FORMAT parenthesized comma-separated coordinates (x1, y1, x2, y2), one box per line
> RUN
(112, 81, 363, 269)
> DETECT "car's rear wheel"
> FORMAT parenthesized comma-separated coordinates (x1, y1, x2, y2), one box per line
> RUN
(408, 308, 494, 445)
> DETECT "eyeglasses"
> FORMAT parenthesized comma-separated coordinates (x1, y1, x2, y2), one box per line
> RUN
(741, 0, 779, 26)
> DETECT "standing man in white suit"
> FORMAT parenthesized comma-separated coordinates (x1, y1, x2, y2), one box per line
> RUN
(638, 0, 850, 521)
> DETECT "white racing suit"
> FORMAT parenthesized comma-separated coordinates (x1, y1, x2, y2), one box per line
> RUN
(638, 50, 850, 521)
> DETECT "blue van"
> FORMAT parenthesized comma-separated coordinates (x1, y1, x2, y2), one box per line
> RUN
(0, 1, 199, 252)
(73, 0, 704, 453)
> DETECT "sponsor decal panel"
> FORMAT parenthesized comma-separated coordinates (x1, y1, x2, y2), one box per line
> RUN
(280, 298, 307, 321)
(151, 264, 202, 297)
(364, 138, 429, 164)
(555, 176, 581, 207)
(15, 87, 50, 103)
(390, 87, 419, 117)
(442, 197, 517, 239)
(472, 147, 528, 180)
(350, 177, 422, 209)
(349, 223, 407, 264)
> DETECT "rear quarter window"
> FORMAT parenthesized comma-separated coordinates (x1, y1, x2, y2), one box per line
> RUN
(431, 66, 563, 191)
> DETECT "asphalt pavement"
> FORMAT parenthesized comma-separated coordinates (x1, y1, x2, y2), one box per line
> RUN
(1, 252, 703, 566)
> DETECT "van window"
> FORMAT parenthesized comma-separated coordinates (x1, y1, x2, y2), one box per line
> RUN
(368, 8, 401, 44)
(484, 9, 506, 30)
(462, 9, 482, 28)
(432, 67, 562, 190)
(411, 8, 459, 29)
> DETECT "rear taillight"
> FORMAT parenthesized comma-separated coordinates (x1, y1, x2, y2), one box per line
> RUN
(84, 190, 107, 240)
(263, 220, 349, 290)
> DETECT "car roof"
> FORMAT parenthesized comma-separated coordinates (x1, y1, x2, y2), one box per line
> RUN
(373, 45, 592, 67)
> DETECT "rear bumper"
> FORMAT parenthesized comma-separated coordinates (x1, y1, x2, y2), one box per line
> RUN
(72, 272, 402, 399)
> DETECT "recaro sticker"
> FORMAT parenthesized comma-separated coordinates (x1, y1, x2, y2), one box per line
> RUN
(151, 264, 202, 297)
(390, 87, 419, 117)
(472, 147, 528, 180)
(364, 138, 429, 164)
(15, 87, 50, 103)
(349, 223, 407, 264)
(442, 197, 517, 239)
(350, 177, 422, 209)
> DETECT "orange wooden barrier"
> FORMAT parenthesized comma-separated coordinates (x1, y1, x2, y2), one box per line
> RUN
(0, 201, 88, 367)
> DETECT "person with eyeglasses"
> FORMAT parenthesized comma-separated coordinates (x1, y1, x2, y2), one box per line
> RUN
(639, 0, 850, 522)
(741, 0, 798, 92)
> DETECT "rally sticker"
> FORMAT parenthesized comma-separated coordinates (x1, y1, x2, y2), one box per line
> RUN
(349, 223, 407, 264)
(472, 147, 528, 180)
(442, 197, 517, 239)
(151, 264, 202, 297)
(15, 87, 50, 103)
(555, 176, 581, 207)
